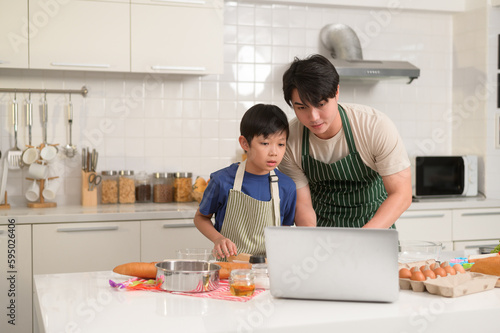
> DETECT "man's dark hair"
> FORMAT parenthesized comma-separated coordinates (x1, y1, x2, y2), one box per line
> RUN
(240, 104, 289, 147)
(282, 54, 340, 108)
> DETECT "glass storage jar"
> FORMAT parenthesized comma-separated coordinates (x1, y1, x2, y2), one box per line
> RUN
(174, 172, 193, 202)
(153, 172, 174, 203)
(100, 170, 118, 204)
(250, 255, 269, 289)
(118, 170, 135, 204)
(135, 171, 152, 203)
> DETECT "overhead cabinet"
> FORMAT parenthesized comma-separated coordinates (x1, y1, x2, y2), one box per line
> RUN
(28, 0, 130, 72)
(0, 0, 29, 68)
(16, 0, 223, 74)
(131, 0, 223, 74)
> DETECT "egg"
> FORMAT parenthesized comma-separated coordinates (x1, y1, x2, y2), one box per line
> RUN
(399, 268, 412, 279)
(453, 264, 466, 274)
(433, 267, 447, 277)
(444, 265, 456, 275)
(440, 261, 450, 268)
(421, 265, 436, 279)
(430, 262, 440, 270)
(410, 266, 420, 273)
(410, 270, 426, 281)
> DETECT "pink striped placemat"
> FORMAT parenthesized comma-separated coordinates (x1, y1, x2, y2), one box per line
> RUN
(109, 278, 265, 302)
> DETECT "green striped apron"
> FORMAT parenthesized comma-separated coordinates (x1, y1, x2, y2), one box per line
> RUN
(301, 105, 391, 228)
(220, 160, 281, 256)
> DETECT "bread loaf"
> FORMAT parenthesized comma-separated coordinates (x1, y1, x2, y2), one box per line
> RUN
(470, 256, 500, 276)
(113, 262, 158, 279)
(213, 262, 252, 279)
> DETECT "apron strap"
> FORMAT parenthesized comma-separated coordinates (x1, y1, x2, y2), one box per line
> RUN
(233, 160, 281, 227)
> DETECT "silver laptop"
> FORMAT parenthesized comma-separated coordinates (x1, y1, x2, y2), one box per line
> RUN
(264, 226, 399, 302)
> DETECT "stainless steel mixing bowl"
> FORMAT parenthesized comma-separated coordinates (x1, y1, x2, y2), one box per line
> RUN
(155, 260, 220, 292)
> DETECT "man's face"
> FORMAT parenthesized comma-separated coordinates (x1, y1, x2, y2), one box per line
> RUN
(240, 132, 287, 175)
(290, 88, 341, 140)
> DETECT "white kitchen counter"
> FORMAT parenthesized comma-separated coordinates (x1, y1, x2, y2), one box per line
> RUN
(33, 271, 500, 333)
(0, 202, 199, 225)
(2, 197, 500, 226)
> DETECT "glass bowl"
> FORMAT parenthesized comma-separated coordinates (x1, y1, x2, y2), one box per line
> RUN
(398, 240, 443, 263)
(176, 248, 215, 261)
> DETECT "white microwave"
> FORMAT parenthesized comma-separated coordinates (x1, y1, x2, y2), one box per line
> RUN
(411, 155, 478, 198)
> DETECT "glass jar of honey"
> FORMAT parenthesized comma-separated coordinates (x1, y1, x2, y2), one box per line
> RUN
(229, 269, 255, 297)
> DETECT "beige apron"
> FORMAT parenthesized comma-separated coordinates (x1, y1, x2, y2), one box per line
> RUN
(219, 160, 280, 256)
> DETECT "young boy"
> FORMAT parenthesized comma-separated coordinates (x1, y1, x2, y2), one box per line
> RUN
(194, 104, 297, 259)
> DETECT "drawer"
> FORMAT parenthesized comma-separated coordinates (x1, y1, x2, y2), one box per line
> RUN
(395, 210, 452, 245)
(452, 208, 500, 241)
(33, 221, 141, 274)
(141, 219, 213, 262)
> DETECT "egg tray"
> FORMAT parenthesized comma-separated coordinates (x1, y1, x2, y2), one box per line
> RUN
(398, 260, 497, 297)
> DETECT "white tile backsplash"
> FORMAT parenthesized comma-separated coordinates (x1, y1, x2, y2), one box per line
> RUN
(2, 1, 488, 205)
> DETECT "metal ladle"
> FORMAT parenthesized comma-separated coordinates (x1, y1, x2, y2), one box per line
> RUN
(41, 93, 59, 153)
(64, 94, 77, 158)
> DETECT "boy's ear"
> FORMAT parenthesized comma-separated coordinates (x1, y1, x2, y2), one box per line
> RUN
(239, 135, 250, 151)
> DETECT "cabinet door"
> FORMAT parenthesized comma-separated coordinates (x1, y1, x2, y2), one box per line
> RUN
(131, 2, 223, 74)
(33, 221, 140, 274)
(29, 0, 130, 71)
(141, 219, 213, 261)
(395, 210, 453, 249)
(452, 208, 500, 241)
(0, 0, 28, 68)
(0, 223, 32, 333)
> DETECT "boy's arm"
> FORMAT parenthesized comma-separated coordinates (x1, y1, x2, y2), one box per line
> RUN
(194, 209, 237, 258)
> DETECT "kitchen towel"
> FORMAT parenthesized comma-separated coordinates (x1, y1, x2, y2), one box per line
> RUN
(109, 278, 265, 302)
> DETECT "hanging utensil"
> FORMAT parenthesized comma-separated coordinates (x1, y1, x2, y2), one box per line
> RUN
(64, 94, 77, 158)
(7, 93, 23, 170)
(41, 93, 59, 154)
(20, 93, 34, 168)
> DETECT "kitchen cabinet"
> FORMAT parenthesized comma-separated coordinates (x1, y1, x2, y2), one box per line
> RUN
(452, 208, 500, 241)
(141, 219, 213, 261)
(0, 0, 28, 69)
(131, 0, 223, 74)
(0, 223, 32, 333)
(395, 209, 453, 250)
(32, 221, 141, 274)
(28, 0, 130, 72)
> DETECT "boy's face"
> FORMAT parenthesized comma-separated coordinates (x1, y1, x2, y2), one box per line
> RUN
(239, 131, 287, 175)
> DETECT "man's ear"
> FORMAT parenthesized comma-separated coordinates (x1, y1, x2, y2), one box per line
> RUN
(239, 135, 250, 152)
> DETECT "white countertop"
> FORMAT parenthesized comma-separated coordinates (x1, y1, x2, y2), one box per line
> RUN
(2, 197, 500, 225)
(0, 202, 199, 225)
(33, 270, 500, 333)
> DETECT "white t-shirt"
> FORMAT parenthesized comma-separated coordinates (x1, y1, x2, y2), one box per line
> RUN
(279, 103, 410, 189)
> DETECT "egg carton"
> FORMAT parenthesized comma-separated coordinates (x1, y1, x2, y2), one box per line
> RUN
(399, 271, 497, 297)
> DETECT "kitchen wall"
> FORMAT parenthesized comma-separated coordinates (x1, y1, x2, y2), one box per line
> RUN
(0, 1, 469, 205)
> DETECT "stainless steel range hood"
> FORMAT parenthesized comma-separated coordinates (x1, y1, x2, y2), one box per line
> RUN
(320, 24, 420, 84)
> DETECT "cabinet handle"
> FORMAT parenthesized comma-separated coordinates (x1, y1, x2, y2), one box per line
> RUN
(461, 212, 500, 217)
(51, 62, 111, 69)
(57, 226, 119, 232)
(162, 223, 193, 228)
(399, 214, 446, 219)
(150, 0, 206, 4)
(151, 65, 206, 71)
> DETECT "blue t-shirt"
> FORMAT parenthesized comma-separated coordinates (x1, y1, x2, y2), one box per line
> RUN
(198, 163, 296, 231)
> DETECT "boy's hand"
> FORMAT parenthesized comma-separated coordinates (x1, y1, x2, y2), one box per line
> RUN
(213, 237, 237, 259)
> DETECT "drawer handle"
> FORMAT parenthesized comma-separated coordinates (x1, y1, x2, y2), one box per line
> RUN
(151, 65, 206, 71)
(150, 0, 206, 4)
(461, 212, 500, 217)
(399, 214, 446, 219)
(57, 226, 119, 232)
(51, 62, 111, 68)
(162, 223, 192, 228)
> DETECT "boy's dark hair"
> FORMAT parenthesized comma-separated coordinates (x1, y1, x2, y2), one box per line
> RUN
(240, 104, 289, 146)
(282, 54, 340, 108)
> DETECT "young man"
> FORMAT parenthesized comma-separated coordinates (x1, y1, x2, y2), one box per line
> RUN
(279, 54, 412, 229)
(194, 104, 296, 259)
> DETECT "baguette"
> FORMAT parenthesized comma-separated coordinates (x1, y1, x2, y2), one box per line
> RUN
(470, 256, 500, 276)
(213, 262, 252, 279)
(113, 262, 158, 279)
(227, 253, 252, 263)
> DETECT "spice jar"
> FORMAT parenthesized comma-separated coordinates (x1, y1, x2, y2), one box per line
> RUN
(250, 255, 269, 289)
(118, 170, 135, 204)
(100, 170, 118, 204)
(174, 172, 193, 202)
(135, 171, 152, 203)
(153, 172, 174, 203)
